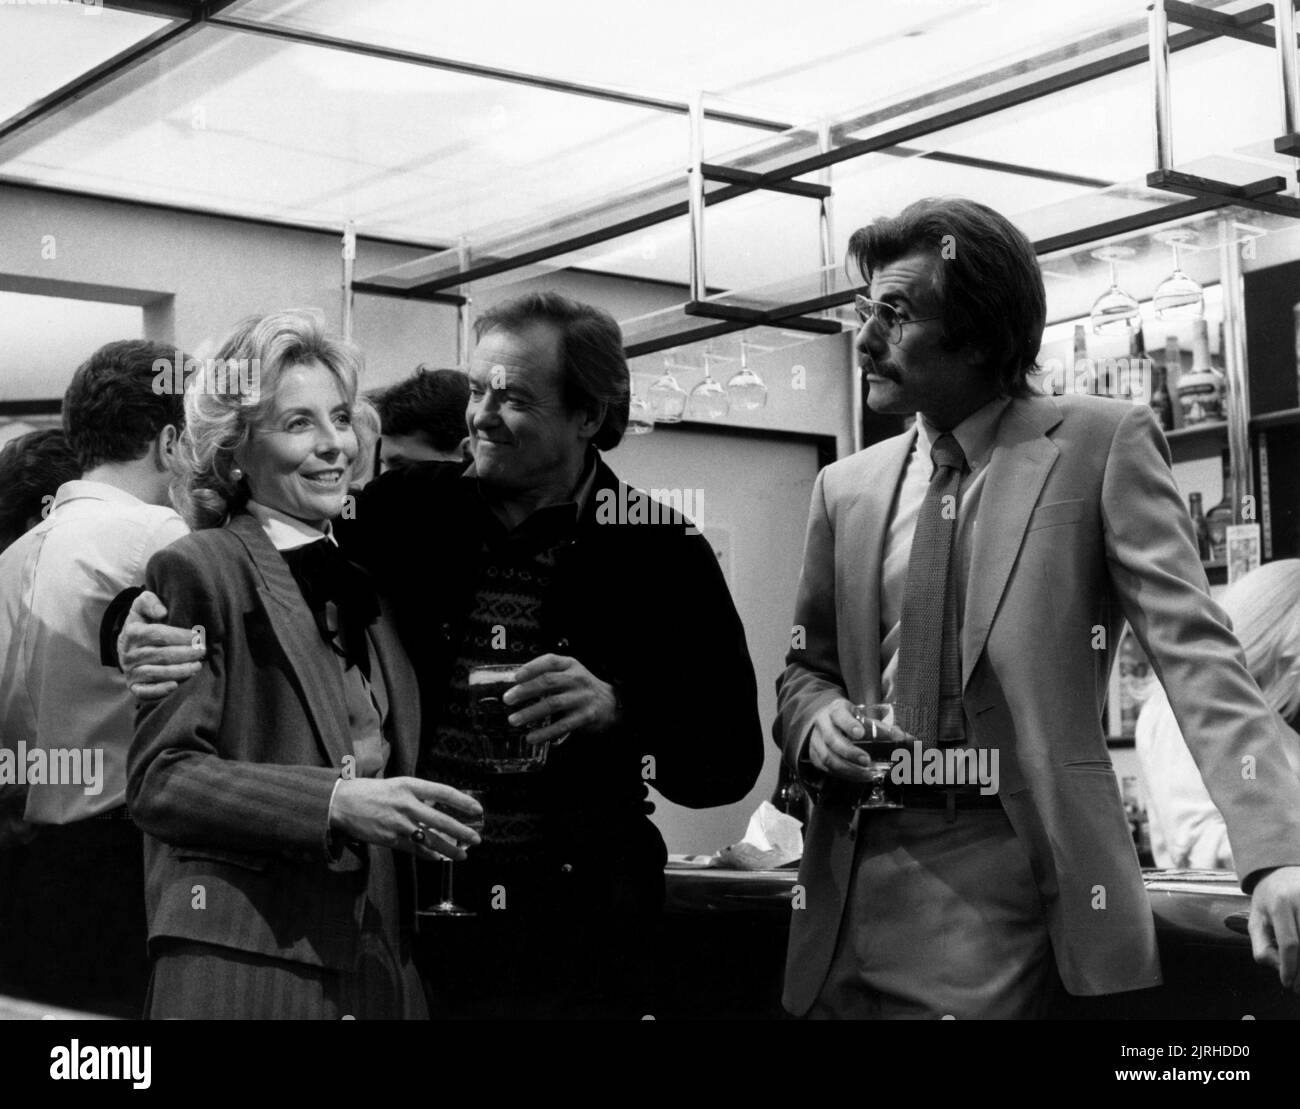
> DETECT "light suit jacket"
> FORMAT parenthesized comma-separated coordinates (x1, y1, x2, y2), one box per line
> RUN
(775, 392, 1300, 1015)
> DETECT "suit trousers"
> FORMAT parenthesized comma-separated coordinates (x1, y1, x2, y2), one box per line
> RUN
(808, 806, 1054, 1020)
(0, 813, 149, 1018)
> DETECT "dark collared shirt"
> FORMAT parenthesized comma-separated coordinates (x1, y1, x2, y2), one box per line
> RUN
(461, 452, 600, 552)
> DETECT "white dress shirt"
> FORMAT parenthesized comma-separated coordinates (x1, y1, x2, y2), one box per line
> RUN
(879, 396, 1012, 705)
(0, 481, 188, 823)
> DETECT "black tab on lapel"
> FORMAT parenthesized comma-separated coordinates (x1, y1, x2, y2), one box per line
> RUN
(228, 513, 355, 773)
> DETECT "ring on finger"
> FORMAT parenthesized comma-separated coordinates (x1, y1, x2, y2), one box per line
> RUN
(410, 822, 429, 845)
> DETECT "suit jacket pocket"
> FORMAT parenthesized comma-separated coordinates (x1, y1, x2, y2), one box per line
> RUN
(1062, 759, 1117, 777)
(1026, 498, 1085, 532)
(170, 845, 269, 873)
(150, 844, 362, 970)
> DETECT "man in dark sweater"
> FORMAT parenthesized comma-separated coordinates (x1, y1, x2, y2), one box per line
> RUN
(118, 293, 765, 1018)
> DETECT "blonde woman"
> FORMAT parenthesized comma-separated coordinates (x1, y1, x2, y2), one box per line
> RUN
(127, 310, 479, 1019)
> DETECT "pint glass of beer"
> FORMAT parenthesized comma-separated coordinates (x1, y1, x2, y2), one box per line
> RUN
(468, 663, 549, 773)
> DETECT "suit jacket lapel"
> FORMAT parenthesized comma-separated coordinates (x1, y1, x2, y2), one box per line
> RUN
(962, 397, 1062, 690)
(366, 613, 419, 777)
(228, 513, 355, 772)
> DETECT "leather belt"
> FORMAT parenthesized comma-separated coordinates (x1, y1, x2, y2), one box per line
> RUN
(903, 787, 1003, 819)
(818, 779, 1000, 806)
(904, 786, 1001, 809)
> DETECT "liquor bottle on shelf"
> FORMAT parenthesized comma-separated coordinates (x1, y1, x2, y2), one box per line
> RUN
(1260, 435, 1274, 561)
(1294, 300, 1300, 408)
(1188, 492, 1210, 561)
(1118, 325, 1149, 403)
(1176, 318, 1226, 427)
(1119, 326, 1145, 402)
(1205, 449, 1234, 567)
(1072, 323, 1089, 396)
(1121, 776, 1153, 867)
(1163, 334, 1185, 429)
(1149, 362, 1173, 431)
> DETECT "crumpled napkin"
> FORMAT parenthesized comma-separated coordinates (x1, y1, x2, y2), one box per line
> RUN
(713, 800, 803, 870)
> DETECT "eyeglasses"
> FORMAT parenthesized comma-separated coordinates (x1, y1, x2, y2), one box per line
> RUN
(852, 295, 940, 345)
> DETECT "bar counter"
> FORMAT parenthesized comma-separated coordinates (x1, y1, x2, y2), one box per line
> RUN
(660, 862, 1300, 1020)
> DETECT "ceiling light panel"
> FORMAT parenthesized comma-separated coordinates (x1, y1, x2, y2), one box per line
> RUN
(0, 2, 172, 123)
(0, 25, 757, 242)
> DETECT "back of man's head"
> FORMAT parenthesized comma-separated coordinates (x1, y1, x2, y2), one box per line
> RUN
(0, 428, 81, 554)
(63, 340, 187, 473)
(372, 367, 470, 454)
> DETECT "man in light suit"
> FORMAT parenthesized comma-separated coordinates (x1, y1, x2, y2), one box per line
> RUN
(777, 197, 1300, 1019)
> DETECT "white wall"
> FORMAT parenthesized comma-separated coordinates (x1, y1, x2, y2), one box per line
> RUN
(612, 427, 825, 854)
(0, 290, 143, 400)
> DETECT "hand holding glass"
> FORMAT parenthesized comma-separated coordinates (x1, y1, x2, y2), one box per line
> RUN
(417, 788, 485, 919)
(469, 664, 556, 772)
(849, 703, 909, 811)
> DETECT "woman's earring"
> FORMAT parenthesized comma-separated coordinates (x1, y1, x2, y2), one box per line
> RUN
(231, 467, 244, 482)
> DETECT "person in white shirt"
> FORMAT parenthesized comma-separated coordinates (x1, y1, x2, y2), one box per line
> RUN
(1137, 559, 1300, 870)
(0, 339, 190, 1017)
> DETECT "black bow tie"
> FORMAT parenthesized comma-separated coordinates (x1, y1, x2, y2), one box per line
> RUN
(280, 539, 380, 680)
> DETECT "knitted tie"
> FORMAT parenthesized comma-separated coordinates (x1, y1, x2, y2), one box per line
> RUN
(894, 432, 968, 749)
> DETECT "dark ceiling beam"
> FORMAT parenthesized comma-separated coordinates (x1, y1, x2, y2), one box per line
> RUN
(0, 0, 249, 148)
(770, 19, 1262, 183)
(1162, 1, 1300, 48)
(207, 13, 795, 134)
(360, 4, 1268, 299)
(879, 146, 1114, 190)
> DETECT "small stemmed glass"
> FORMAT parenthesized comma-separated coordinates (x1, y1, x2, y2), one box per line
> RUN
(647, 359, 689, 423)
(1152, 229, 1205, 321)
(1089, 246, 1142, 336)
(417, 787, 485, 919)
(687, 349, 729, 420)
(726, 336, 768, 411)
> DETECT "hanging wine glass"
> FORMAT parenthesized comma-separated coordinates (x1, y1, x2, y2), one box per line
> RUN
(726, 336, 768, 411)
(1089, 246, 1142, 336)
(687, 350, 729, 421)
(1152, 228, 1205, 321)
(647, 358, 688, 423)
(626, 378, 654, 435)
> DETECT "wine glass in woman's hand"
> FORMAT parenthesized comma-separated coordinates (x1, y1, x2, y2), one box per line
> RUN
(417, 788, 485, 918)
